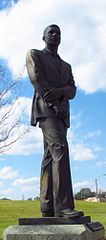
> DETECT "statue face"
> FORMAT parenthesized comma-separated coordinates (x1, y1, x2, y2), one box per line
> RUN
(44, 26, 61, 47)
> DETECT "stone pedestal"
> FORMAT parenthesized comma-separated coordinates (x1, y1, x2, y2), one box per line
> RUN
(3, 220, 105, 240)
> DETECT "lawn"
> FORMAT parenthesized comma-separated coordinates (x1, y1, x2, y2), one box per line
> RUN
(0, 200, 106, 239)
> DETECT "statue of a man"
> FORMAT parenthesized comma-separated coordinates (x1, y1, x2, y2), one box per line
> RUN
(26, 24, 83, 218)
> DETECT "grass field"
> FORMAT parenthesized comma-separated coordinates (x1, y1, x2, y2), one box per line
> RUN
(0, 200, 106, 239)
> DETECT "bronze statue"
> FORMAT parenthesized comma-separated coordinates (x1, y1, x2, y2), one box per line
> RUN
(26, 24, 83, 218)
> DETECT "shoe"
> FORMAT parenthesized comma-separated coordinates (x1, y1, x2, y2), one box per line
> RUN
(55, 208, 84, 218)
(42, 211, 54, 217)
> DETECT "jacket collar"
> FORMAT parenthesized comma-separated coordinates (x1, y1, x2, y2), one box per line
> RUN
(42, 48, 60, 59)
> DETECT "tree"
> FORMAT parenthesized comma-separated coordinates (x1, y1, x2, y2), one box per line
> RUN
(75, 188, 95, 200)
(34, 196, 40, 200)
(0, 64, 28, 153)
(27, 198, 33, 200)
(98, 191, 106, 198)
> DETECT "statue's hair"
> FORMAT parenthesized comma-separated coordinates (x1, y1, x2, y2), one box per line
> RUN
(42, 24, 61, 41)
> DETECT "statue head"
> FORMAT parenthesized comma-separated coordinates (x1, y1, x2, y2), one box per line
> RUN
(42, 24, 61, 48)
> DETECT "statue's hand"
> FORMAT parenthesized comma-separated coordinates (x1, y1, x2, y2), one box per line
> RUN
(43, 88, 63, 103)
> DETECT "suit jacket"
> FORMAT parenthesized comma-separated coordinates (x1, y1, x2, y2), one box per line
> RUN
(26, 48, 76, 127)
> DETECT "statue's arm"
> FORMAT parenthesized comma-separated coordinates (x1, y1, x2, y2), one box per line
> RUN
(60, 65, 76, 100)
(43, 65, 76, 103)
(26, 49, 49, 97)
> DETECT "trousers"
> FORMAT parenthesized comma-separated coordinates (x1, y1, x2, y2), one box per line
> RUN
(39, 117, 75, 214)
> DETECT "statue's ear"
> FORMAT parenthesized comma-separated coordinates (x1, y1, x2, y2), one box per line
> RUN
(42, 36, 45, 41)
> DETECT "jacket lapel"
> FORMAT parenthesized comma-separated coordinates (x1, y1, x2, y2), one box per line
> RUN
(42, 48, 61, 75)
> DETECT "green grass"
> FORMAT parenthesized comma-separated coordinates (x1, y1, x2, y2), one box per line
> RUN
(0, 200, 106, 240)
(76, 200, 106, 232)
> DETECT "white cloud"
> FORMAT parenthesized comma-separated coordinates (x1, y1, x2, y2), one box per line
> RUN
(13, 176, 39, 186)
(9, 96, 32, 125)
(96, 161, 106, 168)
(84, 130, 101, 139)
(0, 157, 5, 161)
(0, 181, 3, 186)
(0, 166, 18, 179)
(74, 60, 106, 93)
(6, 125, 43, 155)
(0, 0, 106, 93)
(13, 176, 40, 194)
(68, 113, 103, 162)
(97, 23, 106, 49)
(0, 94, 43, 156)
(71, 143, 97, 161)
(0, 96, 31, 127)
(0, 188, 14, 197)
(0, 96, 31, 153)
(0, 0, 54, 76)
(73, 180, 92, 190)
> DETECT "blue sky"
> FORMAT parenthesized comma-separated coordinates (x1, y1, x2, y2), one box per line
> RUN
(0, 0, 106, 200)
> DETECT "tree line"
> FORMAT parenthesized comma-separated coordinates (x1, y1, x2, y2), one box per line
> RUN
(74, 188, 106, 200)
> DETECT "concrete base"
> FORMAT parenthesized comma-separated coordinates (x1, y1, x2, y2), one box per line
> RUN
(3, 223, 105, 240)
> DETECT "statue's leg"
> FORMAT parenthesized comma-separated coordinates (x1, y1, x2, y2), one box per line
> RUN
(40, 117, 75, 215)
(40, 135, 54, 216)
